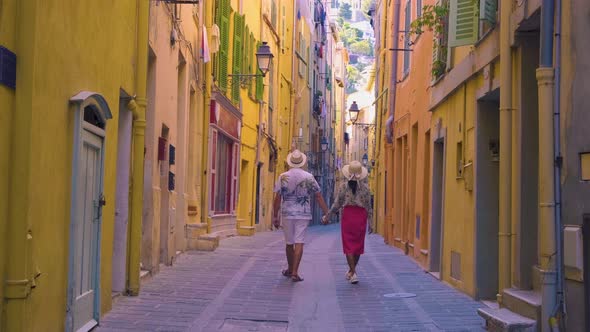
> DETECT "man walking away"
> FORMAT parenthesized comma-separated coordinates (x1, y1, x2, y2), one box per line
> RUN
(272, 150, 329, 282)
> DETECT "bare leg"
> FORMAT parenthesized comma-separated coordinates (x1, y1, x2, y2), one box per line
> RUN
(346, 254, 357, 275)
(292, 243, 304, 277)
(354, 255, 360, 267)
(286, 245, 294, 274)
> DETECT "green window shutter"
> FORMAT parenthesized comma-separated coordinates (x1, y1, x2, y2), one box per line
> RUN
(480, 0, 497, 25)
(249, 33, 255, 97)
(243, 26, 250, 75)
(255, 42, 264, 101)
(232, 14, 244, 102)
(214, 0, 222, 81)
(218, 0, 231, 92)
(449, 0, 479, 47)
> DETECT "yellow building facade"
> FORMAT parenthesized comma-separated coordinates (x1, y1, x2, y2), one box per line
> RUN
(0, 0, 148, 331)
(374, 0, 590, 329)
(140, 1, 206, 276)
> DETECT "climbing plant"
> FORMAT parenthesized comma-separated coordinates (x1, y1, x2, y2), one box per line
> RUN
(409, 3, 449, 37)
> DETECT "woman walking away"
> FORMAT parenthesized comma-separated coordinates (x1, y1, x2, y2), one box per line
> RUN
(322, 161, 373, 284)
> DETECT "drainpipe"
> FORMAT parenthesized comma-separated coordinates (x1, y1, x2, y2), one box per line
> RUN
(385, 0, 400, 144)
(498, 0, 513, 301)
(253, 1, 265, 228)
(551, 0, 565, 327)
(537, 0, 559, 329)
(201, 0, 213, 231)
(126, 0, 149, 296)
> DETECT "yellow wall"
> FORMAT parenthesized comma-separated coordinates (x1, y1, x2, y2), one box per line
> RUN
(389, 0, 435, 268)
(430, 75, 483, 297)
(1, 0, 141, 330)
(0, 1, 17, 328)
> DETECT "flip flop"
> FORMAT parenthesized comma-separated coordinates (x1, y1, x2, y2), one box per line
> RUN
(282, 269, 292, 277)
(291, 275, 304, 282)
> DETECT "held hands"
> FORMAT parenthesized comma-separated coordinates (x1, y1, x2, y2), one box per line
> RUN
(321, 213, 331, 225)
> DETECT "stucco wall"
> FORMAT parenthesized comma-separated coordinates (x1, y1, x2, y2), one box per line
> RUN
(562, 0, 590, 329)
(0, 0, 17, 328)
(2, 0, 140, 330)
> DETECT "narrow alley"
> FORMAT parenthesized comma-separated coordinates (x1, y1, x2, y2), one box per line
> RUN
(96, 225, 485, 332)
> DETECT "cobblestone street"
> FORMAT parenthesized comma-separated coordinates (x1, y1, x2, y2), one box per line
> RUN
(96, 224, 486, 332)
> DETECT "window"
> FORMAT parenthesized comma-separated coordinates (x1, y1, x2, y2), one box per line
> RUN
(232, 13, 244, 103)
(255, 41, 264, 101)
(432, 0, 450, 80)
(449, 0, 479, 47)
(417, 0, 422, 17)
(215, 0, 231, 92)
(403, 0, 411, 76)
(271, 0, 278, 29)
(210, 130, 239, 214)
(479, 0, 498, 38)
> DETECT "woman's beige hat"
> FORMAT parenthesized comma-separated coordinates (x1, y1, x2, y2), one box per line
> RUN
(342, 160, 368, 180)
(286, 149, 307, 168)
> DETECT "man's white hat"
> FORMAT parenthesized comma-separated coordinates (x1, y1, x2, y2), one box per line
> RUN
(286, 149, 307, 168)
(342, 160, 368, 180)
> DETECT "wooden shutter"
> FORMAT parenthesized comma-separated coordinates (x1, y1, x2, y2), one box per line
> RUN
(417, 0, 422, 17)
(231, 142, 240, 212)
(232, 13, 244, 102)
(209, 128, 218, 212)
(248, 33, 255, 97)
(281, 5, 286, 52)
(480, 0, 497, 25)
(448, 0, 479, 47)
(403, 0, 411, 75)
(218, 0, 230, 92)
(243, 25, 250, 75)
(271, 0, 278, 28)
(255, 42, 264, 101)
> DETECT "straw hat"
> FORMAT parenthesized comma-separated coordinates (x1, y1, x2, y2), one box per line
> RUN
(342, 160, 368, 180)
(286, 149, 307, 168)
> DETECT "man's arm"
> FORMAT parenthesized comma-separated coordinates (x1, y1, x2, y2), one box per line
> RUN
(272, 192, 281, 227)
(315, 192, 330, 223)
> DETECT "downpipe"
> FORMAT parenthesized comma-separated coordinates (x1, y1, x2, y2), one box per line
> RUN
(550, 0, 565, 328)
(385, 0, 401, 143)
(538, 0, 564, 330)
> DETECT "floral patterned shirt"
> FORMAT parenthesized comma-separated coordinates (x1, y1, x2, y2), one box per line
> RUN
(274, 168, 321, 220)
(329, 181, 373, 221)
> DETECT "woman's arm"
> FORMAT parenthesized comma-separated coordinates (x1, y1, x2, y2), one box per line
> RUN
(328, 184, 346, 215)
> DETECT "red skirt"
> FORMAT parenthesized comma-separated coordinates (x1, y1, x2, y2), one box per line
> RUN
(341, 205, 368, 255)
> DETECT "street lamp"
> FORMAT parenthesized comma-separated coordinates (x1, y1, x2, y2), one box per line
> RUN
(348, 100, 376, 129)
(255, 42, 274, 76)
(362, 153, 369, 166)
(349, 101, 360, 124)
(321, 137, 329, 152)
(228, 42, 274, 85)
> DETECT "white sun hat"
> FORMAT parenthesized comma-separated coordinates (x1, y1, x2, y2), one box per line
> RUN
(342, 160, 368, 180)
(286, 149, 307, 168)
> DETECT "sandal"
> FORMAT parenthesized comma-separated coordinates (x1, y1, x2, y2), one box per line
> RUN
(282, 269, 292, 277)
(291, 275, 304, 282)
(345, 271, 353, 280)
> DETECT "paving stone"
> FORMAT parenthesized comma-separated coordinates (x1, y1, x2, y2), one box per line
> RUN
(96, 225, 485, 332)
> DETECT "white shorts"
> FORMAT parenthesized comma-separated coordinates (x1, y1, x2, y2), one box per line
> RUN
(282, 218, 310, 244)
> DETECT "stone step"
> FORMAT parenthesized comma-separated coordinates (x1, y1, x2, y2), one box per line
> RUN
(502, 288, 541, 322)
(478, 308, 536, 332)
(238, 226, 255, 236)
(187, 234, 220, 251)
